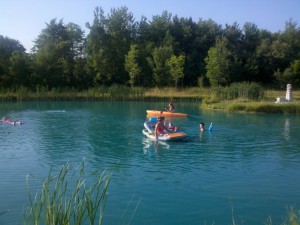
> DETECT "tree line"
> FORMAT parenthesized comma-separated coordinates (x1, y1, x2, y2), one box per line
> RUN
(1, 6, 300, 92)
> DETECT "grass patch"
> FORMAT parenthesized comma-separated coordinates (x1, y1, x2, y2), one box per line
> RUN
(264, 89, 300, 101)
(23, 161, 111, 225)
(0, 86, 205, 101)
(144, 87, 205, 99)
(204, 101, 300, 113)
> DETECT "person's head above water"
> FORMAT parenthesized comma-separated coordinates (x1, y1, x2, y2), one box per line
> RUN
(200, 122, 205, 131)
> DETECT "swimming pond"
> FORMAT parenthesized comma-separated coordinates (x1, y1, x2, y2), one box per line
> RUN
(1, 101, 300, 224)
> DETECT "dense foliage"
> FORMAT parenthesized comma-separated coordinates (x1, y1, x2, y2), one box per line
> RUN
(1, 6, 300, 91)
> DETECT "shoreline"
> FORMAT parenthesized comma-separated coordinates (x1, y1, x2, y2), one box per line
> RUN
(1, 87, 300, 114)
(202, 101, 300, 114)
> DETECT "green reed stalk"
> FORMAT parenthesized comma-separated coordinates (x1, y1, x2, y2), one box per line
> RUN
(265, 207, 300, 225)
(23, 161, 111, 225)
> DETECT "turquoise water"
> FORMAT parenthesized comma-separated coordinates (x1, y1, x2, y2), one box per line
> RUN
(1, 101, 300, 225)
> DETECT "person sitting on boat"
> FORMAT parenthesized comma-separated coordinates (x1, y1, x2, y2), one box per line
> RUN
(166, 100, 175, 113)
(168, 122, 178, 132)
(2, 117, 23, 125)
(155, 116, 170, 139)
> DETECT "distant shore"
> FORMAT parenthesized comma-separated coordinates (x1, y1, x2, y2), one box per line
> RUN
(202, 101, 300, 114)
(1, 86, 299, 113)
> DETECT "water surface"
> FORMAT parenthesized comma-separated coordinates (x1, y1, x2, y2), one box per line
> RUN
(1, 101, 300, 225)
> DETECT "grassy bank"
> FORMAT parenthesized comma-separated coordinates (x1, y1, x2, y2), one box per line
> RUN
(200, 83, 300, 114)
(203, 101, 300, 114)
(1, 85, 300, 113)
(0, 86, 203, 101)
(1, 85, 298, 102)
(202, 89, 300, 114)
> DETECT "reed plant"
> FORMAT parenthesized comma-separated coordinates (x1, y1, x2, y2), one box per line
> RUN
(86, 86, 109, 99)
(23, 161, 111, 225)
(208, 82, 264, 102)
(144, 87, 204, 101)
(265, 207, 300, 225)
(108, 84, 131, 100)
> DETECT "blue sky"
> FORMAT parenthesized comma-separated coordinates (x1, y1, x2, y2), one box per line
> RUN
(1, 0, 299, 52)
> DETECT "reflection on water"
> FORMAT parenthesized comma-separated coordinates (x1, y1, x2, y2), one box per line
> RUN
(199, 130, 213, 143)
(142, 138, 170, 154)
(284, 118, 290, 141)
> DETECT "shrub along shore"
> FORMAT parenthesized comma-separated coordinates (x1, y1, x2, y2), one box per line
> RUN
(1, 83, 299, 114)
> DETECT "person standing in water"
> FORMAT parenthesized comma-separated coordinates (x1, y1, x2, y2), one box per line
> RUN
(200, 122, 205, 132)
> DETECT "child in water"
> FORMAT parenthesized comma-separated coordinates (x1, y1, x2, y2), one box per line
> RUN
(200, 122, 205, 132)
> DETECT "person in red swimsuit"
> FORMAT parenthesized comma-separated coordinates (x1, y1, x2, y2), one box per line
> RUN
(2, 117, 23, 125)
(155, 116, 169, 139)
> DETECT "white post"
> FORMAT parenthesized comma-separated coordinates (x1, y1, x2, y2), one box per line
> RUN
(286, 84, 292, 102)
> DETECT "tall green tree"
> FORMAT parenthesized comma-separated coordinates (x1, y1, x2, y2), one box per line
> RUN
(281, 19, 300, 61)
(148, 45, 173, 86)
(221, 22, 245, 82)
(107, 6, 137, 84)
(255, 31, 275, 83)
(167, 54, 185, 88)
(238, 22, 260, 81)
(9, 52, 32, 89)
(191, 19, 222, 85)
(86, 6, 137, 85)
(205, 37, 231, 86)
(274, 59, 300, 87)
(136, 16, 157, 86)
(125, 44, 141, 86)
(0, 35, 27, 88)
(271, 19, 300, 73)
(170, 16, 196, 86)
(149, 11, 172, 45)
(86, 7, 110, 85)
(33, 19, 85, 88)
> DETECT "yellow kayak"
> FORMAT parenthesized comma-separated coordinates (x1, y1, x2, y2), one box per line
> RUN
(146, 110, 187, 118)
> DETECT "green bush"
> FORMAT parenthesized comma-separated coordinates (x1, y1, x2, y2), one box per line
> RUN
(211, 82, 264, 101)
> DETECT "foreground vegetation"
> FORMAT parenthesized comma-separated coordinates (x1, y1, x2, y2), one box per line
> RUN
(265, 208, 300, 225)
(19, 161, 300, 225)
(23, 161, 111, 225)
